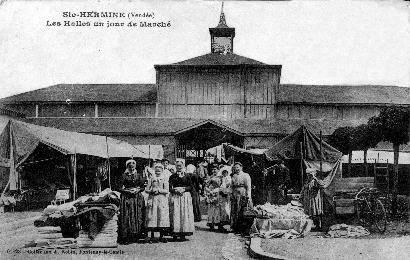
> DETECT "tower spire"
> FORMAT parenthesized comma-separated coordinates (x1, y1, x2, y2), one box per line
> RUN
(209, 1, 235, 53)
(218, 1, 227, 28)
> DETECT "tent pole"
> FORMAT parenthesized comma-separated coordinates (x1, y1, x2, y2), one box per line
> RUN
(148, 145, 151, 167)
(73, 153, 77, 200)
(320, 130, 323, 174)
(300, 142, 304, 190)
(105, 136, 111, 190)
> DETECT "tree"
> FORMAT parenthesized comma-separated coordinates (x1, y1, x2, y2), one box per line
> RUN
(376, 107, 410, 215)
(353, 120, 383, 176)
(328, 126, 356, 176)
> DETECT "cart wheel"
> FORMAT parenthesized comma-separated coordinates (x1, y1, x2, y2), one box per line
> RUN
(374, 199, 387, 233)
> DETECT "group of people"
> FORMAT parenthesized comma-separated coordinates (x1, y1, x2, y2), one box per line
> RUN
(202, 162, 253, 233)
(117, 158, 253, 244)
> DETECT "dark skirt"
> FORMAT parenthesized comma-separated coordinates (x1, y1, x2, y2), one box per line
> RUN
(191, 191, 202, 222)
(230, 193, 251, 232)
(118, 193, 146, 242)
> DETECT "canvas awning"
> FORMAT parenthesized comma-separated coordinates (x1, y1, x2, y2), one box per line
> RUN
(223, 143, 267, 156)
(0, 117, 163, 167)
(264, 126, 343, 195)
(264, 125, 342, 163)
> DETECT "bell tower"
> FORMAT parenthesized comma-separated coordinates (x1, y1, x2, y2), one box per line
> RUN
(209, 2, 235, 54)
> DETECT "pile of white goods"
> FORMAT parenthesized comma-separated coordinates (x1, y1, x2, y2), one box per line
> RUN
(250, 201, 312, 239)
(325, 224, 370, 238)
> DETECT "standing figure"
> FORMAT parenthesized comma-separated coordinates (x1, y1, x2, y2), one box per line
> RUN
(265, 160, 290, 205)
(205, 178, 222, 230)
(219, 166, 232, 224)
(230, 162, 252, 233)
(94, 161, 108, 193)
(169, 160, 195, 241)
(186, 164, 203, 222)
(205, 164, 228, 231)
(161, 158, 173, 180)
(118, 159, 147, 244)
(146, 164, 170, 243)
(301, 168, 323, 229)
(197, 159, 209, 185)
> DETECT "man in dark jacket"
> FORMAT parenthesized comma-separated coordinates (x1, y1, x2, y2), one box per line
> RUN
(265, 160, 290, 205)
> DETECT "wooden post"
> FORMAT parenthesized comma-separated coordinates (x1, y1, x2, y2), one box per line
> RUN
(300, 141, 304, 190)
(72, 153, 77, 200)
(35, 104, 39, 118)
(148, 145, 151, 168)
(105, 136, 111, 190)
(94, 104, 98, 118)
(319, 130, 323, 174)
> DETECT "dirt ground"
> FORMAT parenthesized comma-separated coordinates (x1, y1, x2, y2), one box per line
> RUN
(261, 235, 410, 260)
(261, 220, 410, 260)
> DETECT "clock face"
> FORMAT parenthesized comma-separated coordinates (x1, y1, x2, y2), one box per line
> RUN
(213, 36, 232, 53)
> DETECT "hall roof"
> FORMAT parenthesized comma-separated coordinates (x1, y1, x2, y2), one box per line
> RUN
(1, 83, 408, 106)
(277, 84, 410, 105)
(0, 84, 157, 103)
(157, 52, 271, 67)
(27, 117, 366, 136)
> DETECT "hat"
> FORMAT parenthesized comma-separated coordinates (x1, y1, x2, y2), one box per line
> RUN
(186, 164, 196, 174)
(126, 159, 136, 166)
(210, 163, 219, 169)
(233, 161, 243, 167)
(219, 166, 232, 175)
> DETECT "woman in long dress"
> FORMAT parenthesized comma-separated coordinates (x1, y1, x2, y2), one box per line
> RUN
(146, 164, 170, 243)
(169, 160, 195, 241)
(186, 164, 202, 222)
(219, 166, 232, 226)
(301, 168, 323, 229)
(205, 163, 229, 231)
(118, 159, 147, 243)
(230, 162, 252, 233)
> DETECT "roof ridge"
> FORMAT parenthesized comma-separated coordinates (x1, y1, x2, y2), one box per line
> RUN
(165, 52, 267, 66)
(280, 84, 408, 89)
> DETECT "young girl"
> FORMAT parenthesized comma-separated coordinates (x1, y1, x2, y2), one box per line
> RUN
(219, 166, 232, 224)
(205, 179, 221, 230)
(146, 164, 170, 243)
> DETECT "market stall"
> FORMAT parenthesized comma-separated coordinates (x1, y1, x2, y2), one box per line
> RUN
(222, 143, 270, 206)
(264, 125, 342, 195)
(247, 126, 343, 237)
(0, 116, 163, 210)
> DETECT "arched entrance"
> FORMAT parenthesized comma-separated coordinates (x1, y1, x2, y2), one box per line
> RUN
(175, 120, 243, 165)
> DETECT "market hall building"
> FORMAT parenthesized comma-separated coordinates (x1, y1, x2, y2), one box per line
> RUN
(1, 10, 410, 164)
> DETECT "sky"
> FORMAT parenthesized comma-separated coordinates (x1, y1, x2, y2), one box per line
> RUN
(0, 0, 408, 99)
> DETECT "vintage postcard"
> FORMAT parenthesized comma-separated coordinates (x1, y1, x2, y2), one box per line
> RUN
(0, 0, 408, 259)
